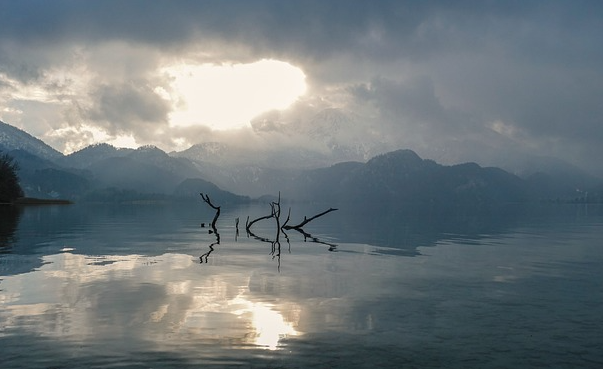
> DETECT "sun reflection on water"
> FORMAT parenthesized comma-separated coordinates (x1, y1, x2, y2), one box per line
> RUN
(231, 296, 299, 350)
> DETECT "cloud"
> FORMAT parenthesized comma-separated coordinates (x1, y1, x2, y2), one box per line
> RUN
(0, 1, 602, 175)
(85, 81, 171, 137)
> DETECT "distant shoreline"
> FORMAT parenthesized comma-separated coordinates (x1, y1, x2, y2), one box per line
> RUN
(9, 197, 73, 205)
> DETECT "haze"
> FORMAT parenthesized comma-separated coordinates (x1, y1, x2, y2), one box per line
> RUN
(0, 1, 602, 176)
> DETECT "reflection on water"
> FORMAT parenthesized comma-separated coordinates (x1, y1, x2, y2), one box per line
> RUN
(0, 206, 22, 252)
(0, 203, 602, 368)
(0, 251, 300, 352)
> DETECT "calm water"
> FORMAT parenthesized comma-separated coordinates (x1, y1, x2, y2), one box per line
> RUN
(1, 202, 602, 368)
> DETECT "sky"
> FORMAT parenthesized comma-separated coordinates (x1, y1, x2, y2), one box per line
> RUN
(0, 0, 602, 175)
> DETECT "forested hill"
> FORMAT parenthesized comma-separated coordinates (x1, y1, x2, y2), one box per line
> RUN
(289, 149, 533, 206)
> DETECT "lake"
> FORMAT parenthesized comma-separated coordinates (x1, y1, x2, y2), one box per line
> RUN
(1, 202, 602, 368)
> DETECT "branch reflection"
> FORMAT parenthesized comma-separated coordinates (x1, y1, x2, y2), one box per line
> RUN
(246, 228, 281, 272)
(284, 228, 338, 252)
(200, 228, 220, 264)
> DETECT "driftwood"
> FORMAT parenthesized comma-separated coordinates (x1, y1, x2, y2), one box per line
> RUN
(282, 207, 338, 230)
(199, 193, 221, 264)
(245, 212, 273, 231)
(200, 193, 221, 230)
(199, 191, 337, 267)
(245, 192, 282, 232)
(244, 193, 284, 270)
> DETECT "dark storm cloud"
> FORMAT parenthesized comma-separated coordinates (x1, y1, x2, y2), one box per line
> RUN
(0, 1, 565, 60)
(85, 81, 170, 137)
(3, 1, 601, 79)
(349, 76, 471, 135)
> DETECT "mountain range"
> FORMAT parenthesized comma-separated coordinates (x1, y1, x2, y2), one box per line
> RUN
(1, 119, 601, 205)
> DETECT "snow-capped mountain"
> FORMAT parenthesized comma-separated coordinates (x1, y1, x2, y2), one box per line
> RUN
(0, 121, 243, 201)
(0, 120, 63, 161)
(60, 143, 133, 169)
(171, 108, 392, 172)
(174, 142, 335, 170)
(310, 109, 387, 162)
(252, 108, 391, 164)
(1, 119, 601, 202)
(59, 143, 133, 169)
(172, 142, 249, 167)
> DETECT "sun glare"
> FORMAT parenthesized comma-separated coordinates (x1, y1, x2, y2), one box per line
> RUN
(164, 59, 306, 130)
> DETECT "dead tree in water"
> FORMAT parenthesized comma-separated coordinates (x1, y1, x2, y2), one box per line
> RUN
(200, 193, 221, 230)
(245, 192, 281, 233)
(199, 193, 222, 264)
(199, 191, 337, 267)
(282, 207, 338, 230)
(244, 193, 284, 270)
(245, 212, 273, 232)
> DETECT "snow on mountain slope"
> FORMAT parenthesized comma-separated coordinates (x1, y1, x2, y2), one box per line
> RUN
(0, 120, 63, 161)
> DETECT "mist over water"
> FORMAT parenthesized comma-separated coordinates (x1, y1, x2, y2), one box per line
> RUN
(1, 203, 602, 368)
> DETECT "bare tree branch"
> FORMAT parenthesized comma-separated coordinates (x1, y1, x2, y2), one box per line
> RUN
(282, 207, 292, 229)
(282, 208, 338, 230)
(200, 193, 221, 230)
(245, 212, 274, 232)
(245, 192, 281, 233)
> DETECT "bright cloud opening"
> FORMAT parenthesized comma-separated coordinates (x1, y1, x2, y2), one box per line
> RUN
(163, 59, 307, 130)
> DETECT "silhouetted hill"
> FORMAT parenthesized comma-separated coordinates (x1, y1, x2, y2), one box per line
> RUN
(291, 149, 530, 208)
(6, 149, 92, 199)
(127, 145, 201, 179)
(173, 142, 332, 169)
(23, 168, 90, 199)
(60, 143, 132, 168)
(87, 156, 185, 194)
(1, 119, 601, 204)
(83, 146, 248, 201)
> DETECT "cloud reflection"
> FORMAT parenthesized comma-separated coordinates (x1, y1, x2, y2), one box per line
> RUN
(0, 252, 301, 351)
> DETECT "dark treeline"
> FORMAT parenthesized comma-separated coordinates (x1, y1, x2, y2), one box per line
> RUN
(0, 152, 24, 203)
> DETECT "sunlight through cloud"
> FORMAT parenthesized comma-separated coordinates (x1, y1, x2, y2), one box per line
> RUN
(164, 59, 306, 130)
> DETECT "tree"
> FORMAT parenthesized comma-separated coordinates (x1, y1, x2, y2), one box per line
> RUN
(0, 153, 24, 203)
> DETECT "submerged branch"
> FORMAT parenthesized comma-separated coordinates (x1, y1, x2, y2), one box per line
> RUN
(200, 193, 221, 230)
(245, 212, 274, 232)
(282, 208, 338, 230)
(291, 227, 338, 252)
(245, 192, 282, 233)
(282, 207, 292, 229)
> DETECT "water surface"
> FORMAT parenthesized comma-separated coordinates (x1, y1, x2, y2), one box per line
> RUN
(1, 203, 602, 368)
